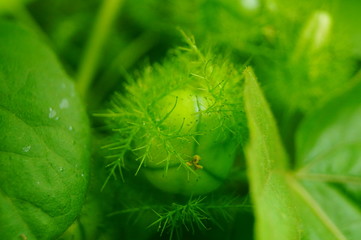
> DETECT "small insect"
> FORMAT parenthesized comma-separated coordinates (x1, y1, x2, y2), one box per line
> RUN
(186, 155, 203, 170)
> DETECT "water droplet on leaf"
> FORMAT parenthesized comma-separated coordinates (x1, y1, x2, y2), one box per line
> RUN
(22, 145, 31, 152)
(59, 98, 69, 109)
(48, 107, 57, 118)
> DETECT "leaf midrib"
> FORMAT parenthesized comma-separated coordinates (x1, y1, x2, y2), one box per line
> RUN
(288, 176, 348, 240)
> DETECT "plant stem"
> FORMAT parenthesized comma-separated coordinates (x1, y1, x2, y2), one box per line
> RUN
(76, 0, 125, 100)
(91, 31, 158, 106)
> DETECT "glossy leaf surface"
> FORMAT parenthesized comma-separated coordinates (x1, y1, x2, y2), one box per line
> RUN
(0, 21, 90, 240)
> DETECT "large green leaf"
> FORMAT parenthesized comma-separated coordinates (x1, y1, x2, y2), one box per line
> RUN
(245, 66, 361, 239)
(0, 21, 90, 239)
(290, 81, 361, 239)
(243, 67, 301, 240)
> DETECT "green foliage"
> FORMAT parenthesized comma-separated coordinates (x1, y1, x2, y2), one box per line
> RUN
(149, 196, 248, 239)
(244, 60, 361, 239)
(0, 21, 90, 239)
(290, 80, 361, 239)
(243, 67, 301, 240)
(1, 0, 361, 239)
(108, 194, 249, 240)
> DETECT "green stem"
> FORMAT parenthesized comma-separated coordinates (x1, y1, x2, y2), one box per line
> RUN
(76, 0, 125, 100)
(91, 31, 158, 106)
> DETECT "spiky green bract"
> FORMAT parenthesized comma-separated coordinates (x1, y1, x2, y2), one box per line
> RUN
(102, 40, 246, 195)
(109, 195, 249, 240)
(149, 197, 210, 239)
(149, 196, 248, 240)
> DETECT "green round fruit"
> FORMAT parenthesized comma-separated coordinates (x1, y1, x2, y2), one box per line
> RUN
(106, 50, 246, 196)
(139, 89, 239, 195)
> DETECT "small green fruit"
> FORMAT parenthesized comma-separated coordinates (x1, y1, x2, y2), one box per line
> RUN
(105, 49, 246, 196)
(141, 89, 238, 195)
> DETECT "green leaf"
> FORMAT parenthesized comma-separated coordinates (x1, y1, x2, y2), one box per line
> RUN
(0, 21, 90, 239)
(290, 81, 361, 239)
(244, 67, 361, 239)
(243, 67, 301, 240)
